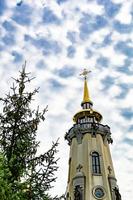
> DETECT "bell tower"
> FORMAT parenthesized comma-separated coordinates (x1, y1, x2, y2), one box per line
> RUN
(65, 69, 121, 200)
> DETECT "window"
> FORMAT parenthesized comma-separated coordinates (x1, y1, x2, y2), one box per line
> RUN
(93, 186, 106, 199)
(92, 152, 101, 174)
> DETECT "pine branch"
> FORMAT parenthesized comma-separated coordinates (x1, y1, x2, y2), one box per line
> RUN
(0, 65, 59, 199)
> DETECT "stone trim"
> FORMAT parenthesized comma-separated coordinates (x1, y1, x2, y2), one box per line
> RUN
(65, 122, 112, 145)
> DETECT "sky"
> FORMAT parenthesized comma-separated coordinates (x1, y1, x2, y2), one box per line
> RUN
(0, 0, 133, 199)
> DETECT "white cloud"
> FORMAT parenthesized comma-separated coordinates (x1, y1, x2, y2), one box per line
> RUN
(115, 1, 133, 24)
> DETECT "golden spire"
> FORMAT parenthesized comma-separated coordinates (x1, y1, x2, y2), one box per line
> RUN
(80, 68, 92, 104)
(73, 69, 102, 122)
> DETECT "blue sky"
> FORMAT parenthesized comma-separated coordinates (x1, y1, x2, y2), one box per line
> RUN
(0, 0, 133, 199)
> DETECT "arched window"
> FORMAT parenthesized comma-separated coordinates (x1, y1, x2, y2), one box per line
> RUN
(92, 152, 101, 174)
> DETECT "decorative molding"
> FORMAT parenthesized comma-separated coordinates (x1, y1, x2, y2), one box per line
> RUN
(76, 129, 83, 144)
(108, 166, 112, 175)
(74, 185, 83, 200)
(65, 122, 112, 145)
(92, 185, 106, 199)
(73, 170, 85, 200)
(114, 187, 122, 200)
(90, 150, 101, 156)
(108, 176, 119, 200)
(76, 164, 83, 173)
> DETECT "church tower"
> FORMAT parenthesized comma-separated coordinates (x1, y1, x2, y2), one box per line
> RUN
(65, 69, 121, 200)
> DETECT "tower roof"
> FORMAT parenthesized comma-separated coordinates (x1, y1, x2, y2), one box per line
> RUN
(83, 78, 91, 103)
(80, 69, 93, 106)
(73, 69, 102, 123)
(82, 76, 93, 106)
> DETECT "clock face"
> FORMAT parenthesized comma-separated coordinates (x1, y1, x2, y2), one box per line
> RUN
(93, 187, 105, 199)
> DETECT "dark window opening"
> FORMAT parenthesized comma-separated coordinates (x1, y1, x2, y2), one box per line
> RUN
(92, 152, 101, 174)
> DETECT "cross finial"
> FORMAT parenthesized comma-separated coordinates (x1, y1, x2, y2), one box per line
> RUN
(80, 68, 91, 79)
(76, 164, 83, 172)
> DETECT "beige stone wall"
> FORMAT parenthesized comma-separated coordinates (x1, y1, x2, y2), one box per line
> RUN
(67, 132, 115, 200)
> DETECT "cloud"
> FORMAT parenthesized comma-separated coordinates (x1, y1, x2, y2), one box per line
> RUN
(2, 20, 16, 32)
(36, 60, 47, 69)
(97, 0, 121, 17)
(67, 31, 77, 44)
(115, 41, 133, 57)
(42, 7, 61, 25)
(102, 33, 112, 46)
(85, 48, 93, 58)
(12, 4, 32, 25)
(56, 65, 76, 78)
(117, 59, 133, 75)
(115, 1, 132, 24)
(48, 79, 65, 91)
(128, 125, 133, 132)
(123, 138, 133, 146)
(0, 0, 7, 16)
(67, 45, 76, 58)
(56, 0, 69, 5)
(101, 75, 115, 91)
(79, 13, 108, 40)
(105, 2, 121, 17)
(11, 51, 23, 63)
(97, 56, 109, 68)
(121, 108, 133, 120)
(115, 83, 131, 99)
(113, 20, 132, 33)
(2, 34, 16, 46)
(24, 34, 62, 55)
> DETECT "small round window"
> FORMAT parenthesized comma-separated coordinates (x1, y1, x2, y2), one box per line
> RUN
(93, 186, 105, 199)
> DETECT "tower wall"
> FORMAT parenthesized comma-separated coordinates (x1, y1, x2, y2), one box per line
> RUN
(66, 132, 114, 200)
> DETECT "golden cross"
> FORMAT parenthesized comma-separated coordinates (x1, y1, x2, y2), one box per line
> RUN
(80, 68, 91, 79)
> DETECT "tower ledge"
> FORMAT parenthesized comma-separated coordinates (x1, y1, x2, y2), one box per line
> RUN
(65, 122, 113, 145)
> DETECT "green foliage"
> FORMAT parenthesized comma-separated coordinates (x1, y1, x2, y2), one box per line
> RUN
(0, 65, 59, 200)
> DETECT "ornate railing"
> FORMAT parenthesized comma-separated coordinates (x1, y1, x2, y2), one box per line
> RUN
(65, 122, 113, 145)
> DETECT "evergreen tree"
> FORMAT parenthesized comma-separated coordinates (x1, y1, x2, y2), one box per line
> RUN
(0, 65, 59, 200)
